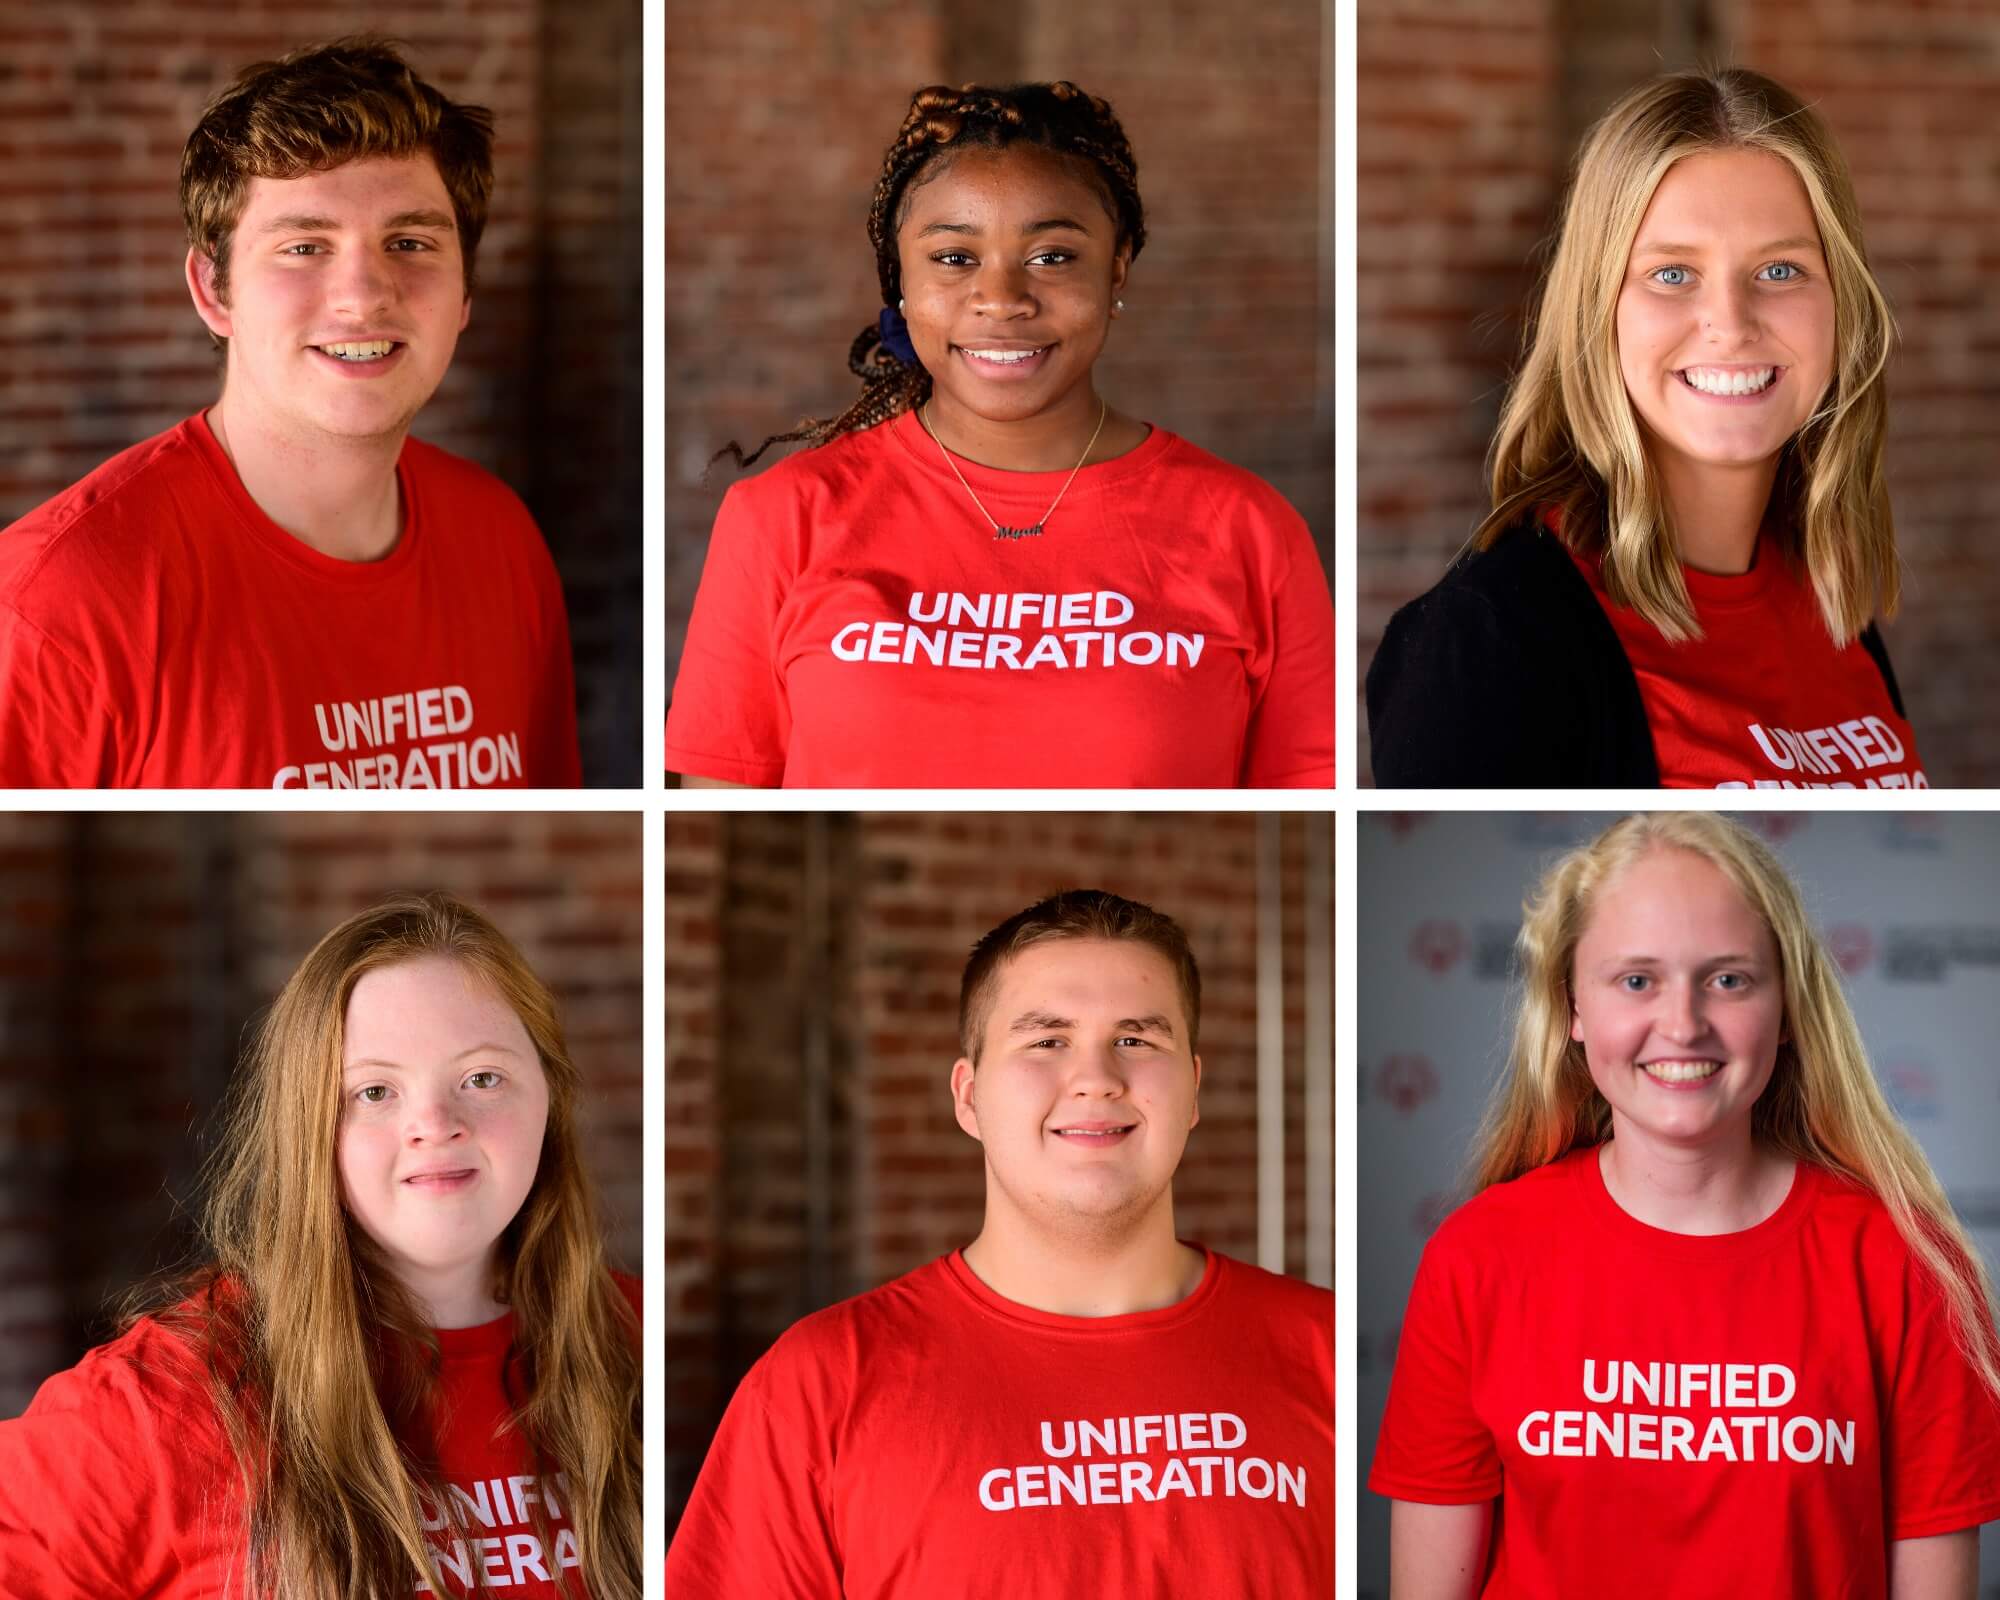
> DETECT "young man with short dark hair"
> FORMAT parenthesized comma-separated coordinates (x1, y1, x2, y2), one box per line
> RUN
(0, 39, 580, 788)
(666, 889, 1334, 1594)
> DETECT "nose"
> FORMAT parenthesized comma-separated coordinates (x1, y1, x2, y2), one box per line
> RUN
(1699, 275, 1760, 350)
(403, 1087, 468, 1145)
(969, 257, 1035, 320)
(1064, 1041, 1129, 1099)
(1655, 979, 1707, 1046)
(328, 244, 396, 320)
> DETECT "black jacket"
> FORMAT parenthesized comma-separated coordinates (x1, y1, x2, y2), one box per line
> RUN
(1365, 525, 1906, 788)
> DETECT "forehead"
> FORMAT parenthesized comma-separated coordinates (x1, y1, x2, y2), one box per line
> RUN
(1577, 848, 1774, 958)
(1632, 147, 1821, 252)
(343, 955, 533, 1064)
(234, 152, 454, 228)
(985, 937, 1185, 1023)
(898, 144, 1117, 232)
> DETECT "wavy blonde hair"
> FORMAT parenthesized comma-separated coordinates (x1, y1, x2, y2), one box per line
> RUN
(1470, 814, 2000, 1404)
(136, 892, 641, 1599)
(1478, 68, 1897, 645)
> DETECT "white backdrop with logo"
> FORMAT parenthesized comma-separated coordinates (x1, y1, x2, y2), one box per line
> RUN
(1357, 811, 2000, 1599)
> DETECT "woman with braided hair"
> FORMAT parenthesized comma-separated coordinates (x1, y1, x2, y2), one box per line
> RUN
(665, 81, 1334, 789)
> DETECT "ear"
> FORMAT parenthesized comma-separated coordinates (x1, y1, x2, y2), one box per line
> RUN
(950, 1056, 982, 1142)
(1109, 246, 1131, 308)
(1189, 1053, 1202, 1130)
(459, 293, 471, 334)
(186, 247, 232, 341)
(1568, 992, 1584, 1045)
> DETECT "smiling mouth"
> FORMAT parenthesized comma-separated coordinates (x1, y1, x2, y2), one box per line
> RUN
(1678, 365, 1779, 397)
(956, 344, 1054, 368)
(1051, 1124, 1136, 1145)
(403, 1168, 477, 1188)
(314, 339, 403, 363)
(1639, 1060, 1722, 1084)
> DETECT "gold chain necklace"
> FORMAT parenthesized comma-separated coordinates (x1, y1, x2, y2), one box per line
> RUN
(919, 398, 1108, 541)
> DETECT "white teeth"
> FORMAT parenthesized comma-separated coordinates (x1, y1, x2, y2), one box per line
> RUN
(320, 340, 396, 361)
(1681, 365, 1774, 396)
(1641, 1060, 1721, 1083)
(964, 347, 1045, 364)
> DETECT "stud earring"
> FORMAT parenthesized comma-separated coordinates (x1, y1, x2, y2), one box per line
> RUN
(898, 298, 905, 311)
(1115, 299, 1125, 312)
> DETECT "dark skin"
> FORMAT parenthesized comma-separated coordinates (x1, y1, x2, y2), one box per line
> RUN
(895, 144, 1151, 472)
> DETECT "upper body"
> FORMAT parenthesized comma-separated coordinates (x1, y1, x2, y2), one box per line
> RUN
(1369, 1148, 2000, 1598)
(665, 1246, 1334, 1597)
(1366, 520, 1916, 789)
(665, 410, 1334, 788)
(0, 412, 579, 789)
(0, 1270, 643, 1600)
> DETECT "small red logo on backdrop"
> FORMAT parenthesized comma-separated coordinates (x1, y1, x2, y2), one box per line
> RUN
(1828, 923, 1875, 976)
(1375, 1054, 1440, 1115)
(1746, 813, 1808, 844)
(1409, 920, 1466, 975)
(1385, 814, 1432, 839)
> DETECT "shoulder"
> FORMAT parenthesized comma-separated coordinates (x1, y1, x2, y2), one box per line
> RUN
(1404, 521, 1594, 627)
(1209, 1249, 1334, 1322)
(1799, 1162, 1923, 1266)
(1146, 433, 1311, 527)
(22, 1308, 220, 1436)
(720, 420, 902, 513)
(1420, 1156, 1587, 1271)
(400, 435, 543, 535)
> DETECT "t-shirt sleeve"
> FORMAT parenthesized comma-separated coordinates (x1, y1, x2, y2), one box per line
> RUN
(1883, 1263, 2000, 1539)
(665, 1346, 843, 1596)
(1241, 514, 1335, 788)
(0, 603, 124, 787)
(1365, 582, 1539, 788)
(532, 557, 583, 787)
(1368, 1231, 1503, 1504)
(664, 482, 793, 786)
(0, 1345, 217, 1596)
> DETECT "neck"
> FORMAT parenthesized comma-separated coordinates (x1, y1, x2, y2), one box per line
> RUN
(960, 1191, 1204, 1317)
(1655, 451, 1780, 576)
(924, 382, 1108, 473)
(1596, 1129, 1794, 1237)
(207, 389, 405, 562)
(396, 1251, 508, 1330)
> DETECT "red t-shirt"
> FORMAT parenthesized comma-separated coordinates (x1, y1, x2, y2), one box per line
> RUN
(1369, 1149, 2000, 1598)
(664, 411, 1334, 787)
(1569, 535, 1925, 789)
(0, 1273, 641, 1598)
(0, 414, 581, 788)
(665, 1246, 1333, 1597)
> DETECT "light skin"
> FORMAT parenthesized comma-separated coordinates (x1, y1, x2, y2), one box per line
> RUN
(1616, 147, 1836, 576)
(338, 956, 549, 1328)
(949, 937, 1204, 1317)
(186, 152, 471, 563)
(1389, 847, 1978, 1597)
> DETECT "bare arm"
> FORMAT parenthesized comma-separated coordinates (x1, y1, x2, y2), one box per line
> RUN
(1889, 1531, 1977, 1600)
(677, 774, 754, 789)
(1390, 1499, 1492, 1600)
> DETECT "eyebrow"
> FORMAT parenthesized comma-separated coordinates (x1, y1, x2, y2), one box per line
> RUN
(915, 216, 1094, 239)
(1596, 953, 1762, 968)
(343, 1042, 523, 1072)
(1004, 1010, 1176, 1037)
(258, 209, 456, 235)
(1630, 235, 1820, 257)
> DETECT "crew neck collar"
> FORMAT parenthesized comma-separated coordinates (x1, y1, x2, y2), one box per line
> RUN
(888, 406, 1173, 498)
(1569, 1143, 1817, 1261)
(433, 1307, 515, 1361)
(940, 1243, 1221, 1334)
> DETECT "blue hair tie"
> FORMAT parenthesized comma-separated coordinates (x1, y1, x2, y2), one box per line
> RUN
(877, 304, 919, 367)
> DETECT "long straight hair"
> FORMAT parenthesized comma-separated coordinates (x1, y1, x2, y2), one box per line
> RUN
(1469, 814, 2000, 1405)
(134, 893, 641, 1599)
(1479, 68, 1897, 645)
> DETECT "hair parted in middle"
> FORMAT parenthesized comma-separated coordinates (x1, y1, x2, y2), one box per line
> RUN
(135, 891, 640, 1600)
(959, 888, 1198, 1063)
(181, 36, 496, 301)
(717, 80, 1146, 470)
(1477, 68, 1897, 647)
(1469, 813, 2000, 1406)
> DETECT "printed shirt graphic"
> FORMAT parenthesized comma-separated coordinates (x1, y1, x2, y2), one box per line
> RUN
(664, 411, 1335, 787)
(1567, 534, 1923, 790)
(665, 1247, 1335, 1596)
(1369, 1151, 2000, 1599)
(0, 1273, 641, 1598)
(0, 413, 581, 788)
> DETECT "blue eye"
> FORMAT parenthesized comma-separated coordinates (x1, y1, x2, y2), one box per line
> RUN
(1619, 974, 1651, 992)
(1651, 265, 1691, 287)
(1759, 260, 1804, 282)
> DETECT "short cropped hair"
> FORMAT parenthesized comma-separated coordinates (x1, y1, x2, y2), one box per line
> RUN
(958, 889, 1201, 1062)
(180, 37, 495, 298)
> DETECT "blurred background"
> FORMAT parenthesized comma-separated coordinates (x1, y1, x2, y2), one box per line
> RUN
(664, 0, 1334, 711)
(1356, 811, 2000, 1596)
(0, 4, 641, 784)
(0, 810, 643, 1418)
(664, 809, 1333, 1526)
(1358, 0, 2000, 784)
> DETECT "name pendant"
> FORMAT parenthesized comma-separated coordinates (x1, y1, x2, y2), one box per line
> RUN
(994, 523, 1043, 542)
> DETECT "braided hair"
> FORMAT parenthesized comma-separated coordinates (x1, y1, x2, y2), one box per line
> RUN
(716, 81, 1146, 470)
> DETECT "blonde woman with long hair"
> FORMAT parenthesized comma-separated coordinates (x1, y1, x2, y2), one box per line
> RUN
(1367, 69, 1925, 789)
(1370, 814, 2000, 1597)
(0, 893, 642, 1599)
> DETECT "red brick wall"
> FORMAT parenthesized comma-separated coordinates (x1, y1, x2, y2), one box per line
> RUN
(0, 811, 644, 1419)
(664, 0, 1332, 692)
(1357, 0, 2000, 784)
(663, 808, 1332, 1526)
(0, 3, 641, 783)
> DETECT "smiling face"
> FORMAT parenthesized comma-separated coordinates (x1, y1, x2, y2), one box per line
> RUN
(1615, 148, 1836, 487)
(1569, 847, 1787, 1153)
(951, 937, 1199, 1239)
(338, 956, 549, 1297)
(895, 143, 1129, 429)
(189, 153, 470, 444)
